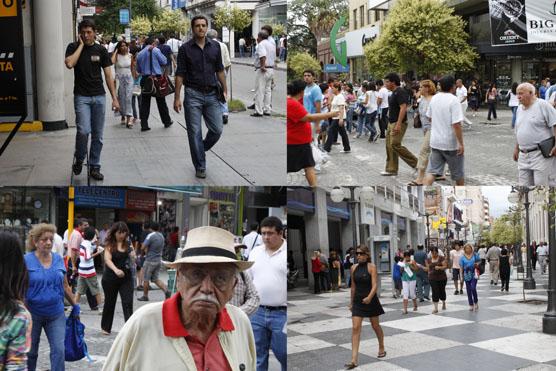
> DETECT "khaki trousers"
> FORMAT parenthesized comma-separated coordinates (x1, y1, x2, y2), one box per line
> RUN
(489, 259, 499, 283)
(385, 121, 418, 173)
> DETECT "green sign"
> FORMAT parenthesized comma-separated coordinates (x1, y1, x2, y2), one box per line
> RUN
(330, 17, 347, 67)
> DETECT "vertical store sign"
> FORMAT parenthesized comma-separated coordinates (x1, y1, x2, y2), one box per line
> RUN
(0, 0, 27, 116)
(489, 0, 556, 46)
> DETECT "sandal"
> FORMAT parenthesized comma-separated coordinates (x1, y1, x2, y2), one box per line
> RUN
(377, 351, 387, 358)
(408, 181, 423, 186)
(435, 175, 446, 181)
(344, 362, 358, 369)
(126, 122, 134, 129)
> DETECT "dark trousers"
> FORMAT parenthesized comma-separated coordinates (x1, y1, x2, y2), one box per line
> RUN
(430, 279, 447, 303)
(101, 275, 134, 333)
(320, 270, 331, 291)
(487, 101, 497, 120)
(313, 271, 321, 294)
(139, 78, 172, 129)
(324, 119, 350, 152)
(379, 108, 389, 137)
(531, 255, 537, 270)
(500, 270, 510, 291)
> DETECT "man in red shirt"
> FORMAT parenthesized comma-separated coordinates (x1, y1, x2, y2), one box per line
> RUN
(287, 79, 339, 186)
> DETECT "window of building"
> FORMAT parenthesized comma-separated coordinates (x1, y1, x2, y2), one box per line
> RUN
(375, 10, 381, 22)
(353, 9, 357, 29)
(360, 6, 365, 27)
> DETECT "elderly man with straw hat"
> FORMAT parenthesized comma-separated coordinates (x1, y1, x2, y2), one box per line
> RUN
(103, 226, 257, 371)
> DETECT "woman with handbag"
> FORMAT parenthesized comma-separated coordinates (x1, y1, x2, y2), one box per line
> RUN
(486, 83, 498, 121)
(112, 40, 135, 129)
(410, 80, 439, 186)
(100, 222, 136, 335)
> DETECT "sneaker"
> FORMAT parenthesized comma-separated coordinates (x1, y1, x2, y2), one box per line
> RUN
(454, 290, 459, 295)
(263, 112, 271, 116)
(354, 134, 361, 139)
(141, 127, 151, 132)
(223, 115, 228, 124)
(490, 280, 494, 285)
(165, 291, 171, 299)
(136, 285, 143, 291)
(195, 169, 206, 179)
(72, 161, 83, 175)
(250, 113, 263, 117)
(459, 290, 463, 294)
(340, 149, 351, 153)
(137, 296, 149, 301)
(373, 133, 380, 142)
(247, 104, 255, 109)
(419, 298, 425, 302)
(89, 168, 104, 181)
(380, 171, 397, 176)
(164, 121, 174, 128)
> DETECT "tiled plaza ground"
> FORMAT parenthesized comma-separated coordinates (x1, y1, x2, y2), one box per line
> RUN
(288, 266, 555, 371)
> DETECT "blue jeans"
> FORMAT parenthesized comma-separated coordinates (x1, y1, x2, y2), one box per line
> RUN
(465, 278, 478, 305)
(28, 311, 66, 371)
(416, 270, 430, 299)
(346, 106, 355, 132)
(183, 87, 223, 171)
(511, 106, 518, 128)
(250, 307, 287, 371)
(74, 94, 106, 168)
(356, 111, 377, 137)
(239, 45, 245, 58)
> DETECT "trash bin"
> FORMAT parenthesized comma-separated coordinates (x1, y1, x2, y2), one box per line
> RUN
(167, 269, 177, 294)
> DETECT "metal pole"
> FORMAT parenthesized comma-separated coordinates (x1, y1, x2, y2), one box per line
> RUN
(543, 187, 556, 333)
(350, 187, 358, 249)
(426, 214, 431, 251)
(524, 189, 536, 290)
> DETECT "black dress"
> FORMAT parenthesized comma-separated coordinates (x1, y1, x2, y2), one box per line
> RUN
(352, 263, 385, 317)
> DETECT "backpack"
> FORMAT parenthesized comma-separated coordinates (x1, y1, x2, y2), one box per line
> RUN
(65, 306, 92, 362)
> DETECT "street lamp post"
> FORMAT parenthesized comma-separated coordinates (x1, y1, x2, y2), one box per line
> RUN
(508, 187, 536, 290)
(543, 187, 556, 334)
(426, 214, 431, 251)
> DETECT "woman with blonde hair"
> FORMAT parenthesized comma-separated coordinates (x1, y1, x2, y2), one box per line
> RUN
(345, 245, 385, 369)
(24, 223, 78, 371)
(410, 79, 441, 185)
(459, 243, 481, 311)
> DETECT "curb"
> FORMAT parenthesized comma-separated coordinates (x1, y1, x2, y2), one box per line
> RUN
(231, 60, 286, 71)
(0, 121, 43, 132)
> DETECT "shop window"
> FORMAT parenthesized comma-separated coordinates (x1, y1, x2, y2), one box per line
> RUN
(360, 6, 364, 27)
(353, 9, 357, 29)
(368, 9, 372, 25)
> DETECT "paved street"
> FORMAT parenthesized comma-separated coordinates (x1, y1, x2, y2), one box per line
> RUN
(288, 267, 555, 371)
(0, 62, 285, 186)
(35, 268, 281, 370)
(288, 108, 517, 187)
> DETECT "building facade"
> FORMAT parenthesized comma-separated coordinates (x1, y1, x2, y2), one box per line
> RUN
(287, 186, 425, 287)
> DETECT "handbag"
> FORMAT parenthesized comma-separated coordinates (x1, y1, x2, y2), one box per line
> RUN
(65, 306, 92, 363)
(142, 49, 175, 98)
(538, 136, 555, 158)
(413, 112, 422, 129)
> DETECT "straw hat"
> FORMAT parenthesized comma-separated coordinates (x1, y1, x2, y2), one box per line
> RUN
(165, 226, 254, 271)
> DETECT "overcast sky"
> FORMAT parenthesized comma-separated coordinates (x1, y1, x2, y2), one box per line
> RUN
(481, 186, 512, 218)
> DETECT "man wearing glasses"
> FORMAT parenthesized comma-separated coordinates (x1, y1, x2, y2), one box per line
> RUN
(248, 216, 287, 370)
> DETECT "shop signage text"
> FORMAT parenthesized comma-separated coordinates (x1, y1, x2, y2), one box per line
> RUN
(75, 187, 126, 209)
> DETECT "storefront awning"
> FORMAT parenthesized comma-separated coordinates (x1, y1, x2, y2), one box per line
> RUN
(139, 186, 204, 196)
(368, 0, 388, 10)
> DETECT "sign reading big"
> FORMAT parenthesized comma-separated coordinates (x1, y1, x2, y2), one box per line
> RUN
(0, 0, 26, 116)
(489, 0, 556, 46)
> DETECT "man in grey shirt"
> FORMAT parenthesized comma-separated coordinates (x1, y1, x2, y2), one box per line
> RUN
(138, 222, 171, 301)
(513, 82, 556, 186)
(485, 244, 501, 286)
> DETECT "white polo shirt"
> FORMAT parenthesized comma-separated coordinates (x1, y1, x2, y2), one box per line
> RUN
(247, 240, 287, 307)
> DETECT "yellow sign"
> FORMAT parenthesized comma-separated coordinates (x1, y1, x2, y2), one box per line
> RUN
(0, 0, 17, 17)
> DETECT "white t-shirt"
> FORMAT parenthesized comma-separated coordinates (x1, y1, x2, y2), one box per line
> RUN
(167, 38, 181, 53)
(427, 92, 464, 151)
(239, 38, 246, 46)
(507, 92, 519, 107)
(256, 38, 276, 67)
(515, 98, 556, 148)
(248, 240, 287, 306)
(52, 233, 64, 257)
(331, 93, 347, 119)
(365, 90, 378, 113)
(242, 231, 263, 259)
(450, 249, 463, 269)
(378, 87, 390, 109)
(456, 86, 468, 103)
(536, 244, 549, 256)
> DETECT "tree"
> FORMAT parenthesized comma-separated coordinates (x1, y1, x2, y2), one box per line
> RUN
(213, 6, 252, 34)
(152, 9, 187, 37)
(364, 0, 478, 78)
(271, 24, 286, 37)
(288, 0, 348, 57)
(488, 212, 523, 246)
(92, 0, 159, 36)
(287, 52, 321, 81)
(130, 15, 152, 36)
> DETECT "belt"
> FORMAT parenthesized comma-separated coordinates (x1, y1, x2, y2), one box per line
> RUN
(186, 85, 216, 93)
(520, 146, 538, 154)
(260, 305, 287, 311)
(255, 66, 274, 70)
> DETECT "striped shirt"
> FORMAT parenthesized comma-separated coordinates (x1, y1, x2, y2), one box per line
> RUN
(0, 302, 31, 370)
(78, 240, 96, 278)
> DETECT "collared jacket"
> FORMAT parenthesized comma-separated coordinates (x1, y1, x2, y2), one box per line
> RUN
(102, 295, 256, 371)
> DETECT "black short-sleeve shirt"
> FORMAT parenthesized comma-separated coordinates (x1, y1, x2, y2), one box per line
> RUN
(65, 42, 112, 96)
(175, 38, 224, 90)
(388, 87, 410, 123)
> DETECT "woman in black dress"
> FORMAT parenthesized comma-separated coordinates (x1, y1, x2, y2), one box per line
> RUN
(345, 245, 385, 369)
(499, 247, 512, 292)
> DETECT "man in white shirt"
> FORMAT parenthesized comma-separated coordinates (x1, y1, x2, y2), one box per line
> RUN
(376, 79, 390, 139)
(423, 75, 465, 186)
(242, 223, 263, 259)
(239, 37, 246, 58)
(513, 82, 556, 186)
(537, 242, 549, 274)
(449, 243, 464, 295)
(248, 216, 286, 371)
(207, 29, 232, 125)
(167, 34, 182, 76)
(456, 79, 472, 127)
(251, 30, 275, 117)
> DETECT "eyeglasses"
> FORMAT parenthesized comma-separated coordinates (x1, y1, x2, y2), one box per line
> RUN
(179, 267, 236, 289)
(356, 251, 366, 256)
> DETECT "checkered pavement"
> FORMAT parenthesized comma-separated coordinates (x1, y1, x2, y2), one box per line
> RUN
(288, 269, 555, 371)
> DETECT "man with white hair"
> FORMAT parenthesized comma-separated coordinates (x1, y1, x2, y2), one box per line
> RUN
(513, 82, 556, 185)
(103, 226, 256, 370)
(251, 30, 275, 117)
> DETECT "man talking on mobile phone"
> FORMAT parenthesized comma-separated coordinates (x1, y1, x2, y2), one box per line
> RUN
(64, 19, 119, 181)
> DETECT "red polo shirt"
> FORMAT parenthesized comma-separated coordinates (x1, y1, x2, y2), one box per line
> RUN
(287, 97, 312, 145)
(162, 293, 234, 371)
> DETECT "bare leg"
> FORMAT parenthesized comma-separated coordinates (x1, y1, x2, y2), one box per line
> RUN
(412, 298, 418, 311)
(305, 167, 317, 187)
(350, 316, 363, 365)
(370, 316, 385, 356)
(432, 302, 438, 313)
(155, 279, 168, 293)
(403, 299, 408, 314)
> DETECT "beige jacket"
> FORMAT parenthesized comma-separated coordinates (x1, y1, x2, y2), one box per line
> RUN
(102, 303, 256, 371)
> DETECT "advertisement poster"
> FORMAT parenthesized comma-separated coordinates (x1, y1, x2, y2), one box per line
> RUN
(489, 0, 556, 46)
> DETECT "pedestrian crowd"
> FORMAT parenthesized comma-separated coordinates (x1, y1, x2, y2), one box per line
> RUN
(287, 70, 556, 187)
(0, 215, 288, 371)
